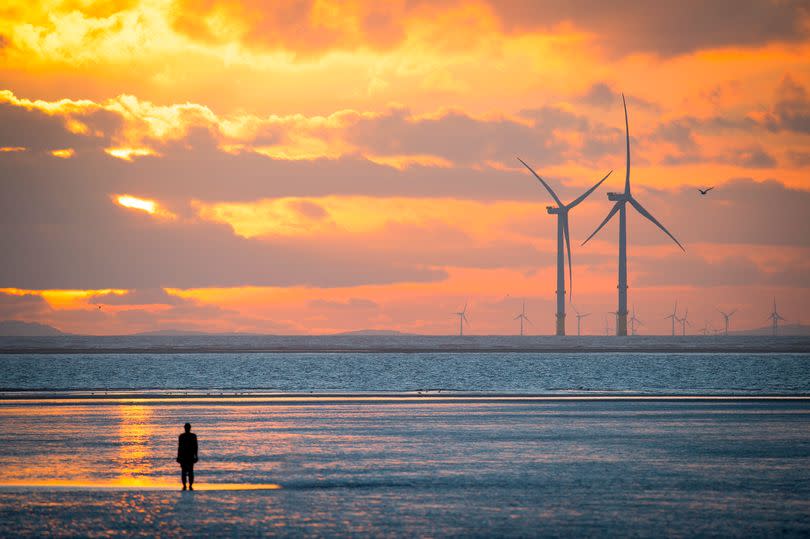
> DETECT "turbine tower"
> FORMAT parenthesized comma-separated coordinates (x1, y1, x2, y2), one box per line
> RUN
(518, 158, 611, 336)
(676, 308, 690, 336)
(514, 301, 531, 336)
(664, 301, 678, 336)
(629, 305, 642, 336)
(572, 305, 590, 336)
(453, 303, 470, 336)
(583, 95, 685, 336)
(718, 308, 737, 335)
(603, 314, 612, 336)
(768, 299, 785, 336)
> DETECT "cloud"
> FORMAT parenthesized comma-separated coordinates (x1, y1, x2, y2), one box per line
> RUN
(308, 298, 379, 310)
(634, 253, 810, 288)
(90, 288, 189, 306)
(491, 0, 810, 57)
(165, 1, 810, 58)
(0, 292, 51, 319)
(763, 75, 810, 134)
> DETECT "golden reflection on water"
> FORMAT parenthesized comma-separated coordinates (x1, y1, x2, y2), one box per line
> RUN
(117, 405, 154, 486)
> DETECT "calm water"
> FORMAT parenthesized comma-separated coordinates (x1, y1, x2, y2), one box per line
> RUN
(1, 400, 809, 536)
(1, 352, 809, 394)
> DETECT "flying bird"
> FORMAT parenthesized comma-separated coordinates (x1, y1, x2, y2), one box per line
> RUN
(698, 187, 714, 195)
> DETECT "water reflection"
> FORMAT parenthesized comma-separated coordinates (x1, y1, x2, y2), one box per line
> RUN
(116, 405, 155, 486)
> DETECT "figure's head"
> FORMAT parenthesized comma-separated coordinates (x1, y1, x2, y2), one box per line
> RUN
(184, 422, 191, 433)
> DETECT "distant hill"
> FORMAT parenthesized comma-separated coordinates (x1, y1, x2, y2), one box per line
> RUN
(334, 329, 413, 336)
(729, 324, 810, 337)
(0, 320, 66, 336)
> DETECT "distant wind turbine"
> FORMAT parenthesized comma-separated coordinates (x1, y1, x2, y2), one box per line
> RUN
(718, 308, 737, 335)
(514, 300, 531, 336)
(583, 94, 685, 336)
(453, 303, 470, 336)
(676, 308, 690, 336)
(629, 305, 642, 336)
(701, 321, 711, 336)
(572, 305, 590, 336)
(664, 301, 678, 337)
(518, 158, 611, 336)
(604, 314, 612, 336)
(768, 298, 785, 336)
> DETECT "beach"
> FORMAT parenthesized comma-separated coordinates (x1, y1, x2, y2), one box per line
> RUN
(1, 396, 809, 537)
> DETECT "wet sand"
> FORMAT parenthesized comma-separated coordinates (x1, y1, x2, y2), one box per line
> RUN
(1, 397, 809, 536)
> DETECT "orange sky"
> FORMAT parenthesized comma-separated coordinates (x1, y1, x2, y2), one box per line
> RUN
(1, 0, 809, 335)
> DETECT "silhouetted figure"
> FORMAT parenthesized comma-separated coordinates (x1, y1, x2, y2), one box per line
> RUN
(177, 423, 198, 490)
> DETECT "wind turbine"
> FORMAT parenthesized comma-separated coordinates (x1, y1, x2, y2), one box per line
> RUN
(676, 308, 690, 336)
(518, 158, 612, 336)
(718, 308, 737, 335)
(583, 94, 685, 336)
(629, 305, 642, 336)
(572, 305, 590, 336)
(453, 303, 470, 336)
(768, 298, 785, 336)
(514, 300, 531, 336)
(604, 314, 612, 336)
(701, 321, 711, 336)
(664, 301, 678, 336)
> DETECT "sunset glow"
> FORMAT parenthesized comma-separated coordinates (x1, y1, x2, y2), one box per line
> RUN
(0, 1, 808, 335)
(115, 195, 157, 215)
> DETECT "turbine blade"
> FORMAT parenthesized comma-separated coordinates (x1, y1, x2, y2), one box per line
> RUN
(514, 314, 521, 320)
(628, 197, 685, 251)
(567, 170, 613, 209)
(563, 214, 573, 299)
(582, 202, 621, 245)
(622, 93, 631, 195)
(463, 314, 469, 324)
(729, 309, 737, 317)
(516, 157, 563, 207)
(582, 313, 590, 318)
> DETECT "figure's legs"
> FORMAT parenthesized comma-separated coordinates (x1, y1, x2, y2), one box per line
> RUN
(188, 466, 194, 489)
(181, 466, 188, 490)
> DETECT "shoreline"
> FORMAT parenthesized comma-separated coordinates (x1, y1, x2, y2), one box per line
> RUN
(2, 391, 809, 404)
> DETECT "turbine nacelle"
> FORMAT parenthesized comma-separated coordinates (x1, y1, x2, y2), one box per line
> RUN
(546, 206, 563, 215)
(607, 192, 629, 202)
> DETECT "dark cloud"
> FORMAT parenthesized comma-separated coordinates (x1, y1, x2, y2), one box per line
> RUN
(763, 75, 810, 134)
(787, 150, 810, 167)
(634, 253, 810, 288)
(732, 146, 777, 168)
(0, 103, 118, 153)
(492, 0, 810, 57)
(576, 83, 659, 111)
(346, 107, 571, 167)
(610, 179, 810, 248)
(0, 292, 51, 319)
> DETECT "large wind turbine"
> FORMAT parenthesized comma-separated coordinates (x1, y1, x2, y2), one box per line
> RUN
(514, 301, 531, 336)
(518, 158, 612, 336)
(768, 299, 785, 336)
(664, 301, 678, 336)
(572, 305, 590, 336)
(718, 308, 737, 335)
(583, 95, 685, 336)
(453, 303, 470, 336)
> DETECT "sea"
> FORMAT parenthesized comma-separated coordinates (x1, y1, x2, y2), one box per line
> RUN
(0, 336, 809, 537)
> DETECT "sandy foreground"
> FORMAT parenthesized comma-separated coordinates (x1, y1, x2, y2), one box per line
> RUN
(1, 397, 809, 536)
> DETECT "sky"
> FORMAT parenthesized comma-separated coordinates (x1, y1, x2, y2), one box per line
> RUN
(1, 0, 809, 335)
